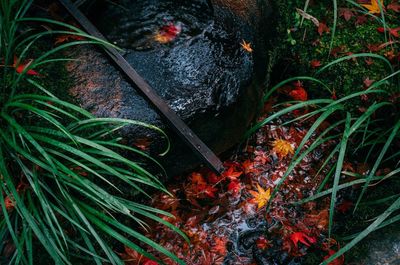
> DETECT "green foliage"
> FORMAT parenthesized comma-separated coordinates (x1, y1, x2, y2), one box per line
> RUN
(248, 1, 400, 263)
(0, 1, 186, 264)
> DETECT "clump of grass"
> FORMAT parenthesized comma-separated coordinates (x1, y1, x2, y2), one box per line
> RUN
(0, 1, 186, 264)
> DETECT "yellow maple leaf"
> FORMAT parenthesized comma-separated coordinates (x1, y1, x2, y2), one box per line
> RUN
(361, 0, 384, 14)
(271, 139, 294, 159)
(249, 184, 271, 209)
(240, 39, 253, 52)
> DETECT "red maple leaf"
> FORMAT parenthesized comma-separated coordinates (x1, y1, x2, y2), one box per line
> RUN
(222, 166, 243, 181)
(13, 56, 40, 76)
(310, 59, 322, 68)
(190, 172, 207, 186)
(323, 249, 345, 265)
(339, 8, 354, 21)
(363, 77, 375, 88)
(289, 86, 308, 101)
(203, 185, 218, 198)
(154, 22, 181, 43)
(227, 181, 242, 194)
(388, 1, 400, 12)
(290, 232, 317, 248)
(142, 259, 159, 265)
(377, 27, 400, 38)
(318, 22, 330, 36)
(211, 237, 227, 255)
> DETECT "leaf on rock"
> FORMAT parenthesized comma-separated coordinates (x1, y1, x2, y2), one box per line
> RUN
(154, 22, 181, 43)
(240, 40, 253, 52)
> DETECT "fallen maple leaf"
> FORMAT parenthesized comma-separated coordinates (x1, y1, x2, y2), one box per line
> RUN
(290, 232, 317, 248)
(361, 0, 385, 14)
(289, 86, 308, 101)
(154, 22, 181, 44)
(323, 249, 345, 265)
(318, 22, 330, 36)
(227, 181, 242, 194)
(54, 34, 85, 45)
(272, 139, 294, 158)
(363, 77, 375, 87)
(203, 185, 218, 198)
(249, 184, 271, 209)
(355, 15, 368, 25)
(120, 246, 145, 264)
(377, 26, 400, 38)
(4, 196, 15, 211)
(256, 236, 271, 250)
(240, 40, 253, 52)
(304, 209, 329, 231)
(388, 1, 400, 12)
(142, 259, 159, 265)
(310, 59, 322, 68)
(339, 8, 354, 21)
(222, 166, 243, 181)
(133, 137, 152, 151)
(13, 56, 40, 76)
(211, 237, 227, 255)
(190, 172, 207, 186)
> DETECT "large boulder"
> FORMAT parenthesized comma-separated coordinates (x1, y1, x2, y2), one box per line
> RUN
(67, 0, 276, 177)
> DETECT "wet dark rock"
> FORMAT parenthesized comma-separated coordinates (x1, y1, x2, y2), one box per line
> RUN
(355, 225, 400, 265)
(67, 0, 275, 177)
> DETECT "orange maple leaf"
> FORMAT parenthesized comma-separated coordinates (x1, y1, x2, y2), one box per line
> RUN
(361, 0, 385, 14)
(222, 166, 242, 181)
(54, 34, 85, 45)
(249, 184, 271, 209)
(271, 139, 294, 159)
(4, 196, 15, 211)
(240, 40, 253, 52)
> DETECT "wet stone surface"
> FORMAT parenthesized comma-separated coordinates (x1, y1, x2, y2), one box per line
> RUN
(357, 226, 400, 265)
(67, 0, 273, 176)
